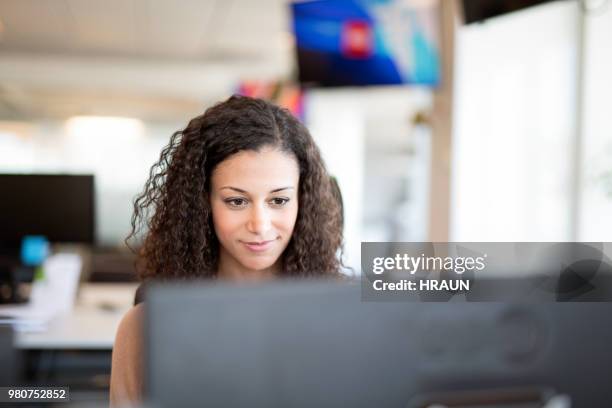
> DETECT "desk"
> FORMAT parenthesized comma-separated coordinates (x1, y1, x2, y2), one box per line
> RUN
(15, 283, 137, 350)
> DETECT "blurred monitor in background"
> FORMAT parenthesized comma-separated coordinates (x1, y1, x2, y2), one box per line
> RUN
(0, 174, 95, 257)
(0, 174, 95, 300)
(462, 0, 558, 24)
(0, 325, 20, 386)
(146, 281, 612, 408)
(291, 0, 441, 87)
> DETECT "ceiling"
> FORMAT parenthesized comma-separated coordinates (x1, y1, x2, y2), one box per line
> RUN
(0, 0, 294, 121)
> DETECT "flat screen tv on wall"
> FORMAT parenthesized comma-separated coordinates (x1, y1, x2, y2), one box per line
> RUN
(462, 0, 558, 24)
(291, 0, 441, 88)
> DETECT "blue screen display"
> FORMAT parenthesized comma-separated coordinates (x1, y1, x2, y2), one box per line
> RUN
(292, 0, 441, 87)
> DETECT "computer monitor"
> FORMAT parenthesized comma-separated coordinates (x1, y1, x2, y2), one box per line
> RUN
(0, 174, 95, 253)
(145, 281, 612, 407)
(0, 325, 19, 386)
(462, 0, 557, 24)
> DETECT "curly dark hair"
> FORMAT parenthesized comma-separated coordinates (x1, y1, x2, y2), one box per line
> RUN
(127, 95, 344, 281)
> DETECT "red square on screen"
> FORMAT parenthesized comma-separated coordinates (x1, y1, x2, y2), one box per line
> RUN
(340, 20, 373, 59)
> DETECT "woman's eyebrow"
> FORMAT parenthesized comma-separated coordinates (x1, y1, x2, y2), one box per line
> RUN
(220, 186, 248, 193)
(270, 187, 294, 193)
(220, 186, 294, 193)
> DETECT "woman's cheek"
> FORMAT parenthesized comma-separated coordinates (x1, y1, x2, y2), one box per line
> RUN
(218, 209, 246, 239)
(212, 205, 233, 240)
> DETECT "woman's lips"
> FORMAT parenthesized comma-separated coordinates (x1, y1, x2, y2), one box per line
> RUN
(242, 239, 275, 252)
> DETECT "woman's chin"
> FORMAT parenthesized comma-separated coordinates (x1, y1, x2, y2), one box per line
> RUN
(238, 257, 277, 273)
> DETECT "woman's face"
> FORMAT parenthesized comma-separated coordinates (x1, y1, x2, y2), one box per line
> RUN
(210, 147, 300, 275)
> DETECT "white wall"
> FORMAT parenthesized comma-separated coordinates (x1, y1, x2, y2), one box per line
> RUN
(579, 3, 612, 240)
(451, 1, 579, 241)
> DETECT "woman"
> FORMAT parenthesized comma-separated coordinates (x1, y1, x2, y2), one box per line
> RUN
(110, 95, 344, 405)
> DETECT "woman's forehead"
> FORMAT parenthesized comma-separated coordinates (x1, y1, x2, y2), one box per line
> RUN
(211, 148, 299, 190)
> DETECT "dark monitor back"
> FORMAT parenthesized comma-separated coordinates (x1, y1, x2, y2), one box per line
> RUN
(0, 174, 95, 251)
(462, 0, 557, 24)
(146, 281, 612, 408)
(0, 325, 19, 385)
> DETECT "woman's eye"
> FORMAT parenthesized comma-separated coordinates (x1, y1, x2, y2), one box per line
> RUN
(270, 197, 289, 207)
(225, 198, 248, 208)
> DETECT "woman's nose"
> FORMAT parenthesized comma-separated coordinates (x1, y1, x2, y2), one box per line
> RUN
(246, 205, 272, 236)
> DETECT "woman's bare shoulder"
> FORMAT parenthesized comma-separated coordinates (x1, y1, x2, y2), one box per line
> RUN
(110, 304, 145, 406)
(114, 304, 145, 356)
(118, 303, 145, 335)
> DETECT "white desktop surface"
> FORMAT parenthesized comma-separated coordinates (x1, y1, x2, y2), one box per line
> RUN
(14, 283, 137, 350)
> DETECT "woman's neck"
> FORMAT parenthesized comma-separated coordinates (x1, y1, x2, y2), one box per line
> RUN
(216, 250, 279, 282)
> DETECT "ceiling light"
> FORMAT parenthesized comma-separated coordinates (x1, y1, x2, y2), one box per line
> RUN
(65, 116, 144, 140)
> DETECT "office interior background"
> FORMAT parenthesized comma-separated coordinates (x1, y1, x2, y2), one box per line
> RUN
(1, 0, 612, 404)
